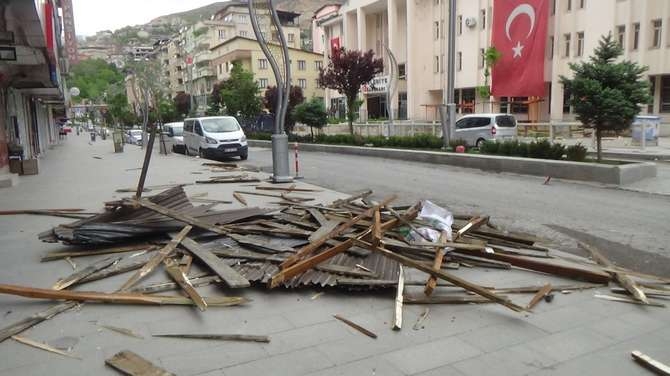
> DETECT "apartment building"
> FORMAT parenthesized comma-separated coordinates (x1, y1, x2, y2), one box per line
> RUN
(317, 0, 670, 131)
(210, 37, 325, 102)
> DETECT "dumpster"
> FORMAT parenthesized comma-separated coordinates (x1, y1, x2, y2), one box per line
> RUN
(112, 131, 124, 153)
(631, 115, 660, 148)
(90, 131, 96, 142)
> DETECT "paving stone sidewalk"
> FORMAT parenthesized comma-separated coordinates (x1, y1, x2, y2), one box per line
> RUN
(0, 134, 667, 376)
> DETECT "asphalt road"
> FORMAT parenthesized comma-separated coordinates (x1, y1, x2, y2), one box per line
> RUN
(244, 147, 670, 276)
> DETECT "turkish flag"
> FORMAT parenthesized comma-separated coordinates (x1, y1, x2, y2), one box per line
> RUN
(330, 37, 341, 55)
(491, 0, 549, 97)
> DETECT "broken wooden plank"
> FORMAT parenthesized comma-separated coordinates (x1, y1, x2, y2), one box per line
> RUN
(181, 237, 250, 288)
(152, 334, 270, 343)
(256, 186, 321, 192)
(371, 207, 382, 248)
(307, 208, 328, 226)
(413, 308, 430, 330)
(76, 259, 146, 286)
(330, 190, 373, 208)
(52, 256, 121, 290)
(130, 275, 220, 295)
(405, 295, 502, 304)
(526, 283, 553, 310)
(163, 258, 208, 311)
(234, 190, 314, 202)
(424, 232, 449, 297)
(106, 350, 174, 376)
(631, 350, 670, 376)
(99, 325, 144, 339)
(333, 314, 377, 339)
(454, 216, 489, 240)
(594, 294, 665, 308)
(610, 287, 670, 299)
(128, 198, 229, 236)
(12, 335, 81, 359)
(119, 226, 193, 291)
(233, 192, 248, 206)
(358, 240, 526, 312)
(392, 265, 404, 331)
(0, 283, 247, 307)
(41, 244, 155, 262)
(578, 241, 648, 304)
(316, 264, 379, 278)
(308, 220, 340, 243)
(179, 253, 193, 274)
(0, 302, 78, 343)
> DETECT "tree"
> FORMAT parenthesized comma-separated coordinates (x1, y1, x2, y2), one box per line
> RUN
(69, 59, 124, 102)
(210, 63, 262, 124)
(561, 34, 651, 161)
(476, 47, 502, 100)
(318, 48, 384, 135)
(174, 92, 191, 118)
(293, 98, 328, 141)
(263, 85, 305, 133)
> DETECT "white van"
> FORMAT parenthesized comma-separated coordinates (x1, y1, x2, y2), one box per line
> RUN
(163, 122, 185, 153)
(454, 113, 518, 147)
(183, 116, 248, 160)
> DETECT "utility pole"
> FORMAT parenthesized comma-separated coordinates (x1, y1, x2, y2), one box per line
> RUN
(441, 0, 457, 148)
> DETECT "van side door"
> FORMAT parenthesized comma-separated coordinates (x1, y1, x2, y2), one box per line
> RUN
(194, 121, 204, 150)
(183, 120, 194, 152)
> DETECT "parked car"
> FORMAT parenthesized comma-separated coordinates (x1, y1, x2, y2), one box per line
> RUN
(454, 113, 518, 147)
(183, 116, 248, 160)
(164, 122, 185, 154)
(126, 129, 143, 145)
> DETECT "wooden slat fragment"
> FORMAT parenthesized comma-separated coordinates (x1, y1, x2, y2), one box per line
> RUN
(52, 256, 120, 290)
(0, 302, 77, 343)
(128, 198, 229, 236)
(333, 314, 377, 339)
(99, 325, 144, 339)
(152, 334, 270, 343)
(77, 259, 146, 286)
(526, 283, 553, 310)
(163, 258, 208, 311)
(119, 226, 192, 291)
(12, 335, 81, 359)
(424, 232, 448, 296)
(130, 275, 220, 294)
(371, 207, 382, 248)
(454, 216, 489, 240)
(413, 308, 430, 330)
(233, 192, 248, 206)
(106, 350, 174, 376)
(405, 295, 504, 304)
(41, 244, 154, 262)
(181, 237, 250, 288)
(578, 241, 648, 304)
(234, 190, 314, 202)
(594, 294, 665, 308)
(631, 350, 670, 376)
(392, 265, 404, 331)
(307, 208, 329, 226)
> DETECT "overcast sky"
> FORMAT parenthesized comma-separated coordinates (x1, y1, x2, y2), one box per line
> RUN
(72, 0, 219, 36)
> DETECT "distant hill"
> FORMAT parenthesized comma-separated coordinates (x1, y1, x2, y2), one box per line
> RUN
(276, 0, 345, 28)
(149, 2, 228, 26)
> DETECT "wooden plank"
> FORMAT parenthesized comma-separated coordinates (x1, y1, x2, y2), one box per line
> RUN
(52, 256, 120, 290)
(594, 294, 665, 308)
(631, 350, 670, 376)
(152, 333, 270, 343)
(308, 220, 340, 243)
(234, 190, 314, 202)
(256, 186, 321, 192)
(371, 207, 382, 248)
(41, 244, 155, 262)
(454, 216, 489, 240)
(233, 192, 248, 206)
(333, 314, 377, 339)
(307, 208, 329, 226)
(330, 190, 373, 207)
(392, 265, 404, 331)
(163, 258, 208, 311)
(12, 335, 81, 359)
(0, 283, 247, 307)
(181, 237, 250, 288)
(424, 232, 448, 296)
(99, 325, 144, 339)
(77, 259, 146, 286)
(578, 241, 648, 304)
(129, 198, 229, 236)
(280, 195, 397, 269)
(358, 240, 525, 312)
(119, 226, 192, 291)
(179, 254, 193, 274)
(130, 275, 220, 295)
(0, 302, 77, 343)
(106, 350, 174, 376)
(526, 283, 553, 310)
(405, 295, 503, 304)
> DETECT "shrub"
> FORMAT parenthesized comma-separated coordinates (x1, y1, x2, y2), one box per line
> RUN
(479, 140, 500, 154)
(566, 143, 588, 161)
(549, 142, 567, 160)
(528, 139, 553, 159)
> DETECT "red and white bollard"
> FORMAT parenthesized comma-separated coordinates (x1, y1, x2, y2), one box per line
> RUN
(294, 142, 303, 179)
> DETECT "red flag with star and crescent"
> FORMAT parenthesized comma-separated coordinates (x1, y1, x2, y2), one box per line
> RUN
(491, 0, 549, 97)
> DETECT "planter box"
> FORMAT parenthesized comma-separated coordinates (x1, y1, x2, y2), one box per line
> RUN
(248, 140, 657, 185)
(21, 159, 38, 175)
(9, 159, 22, 174)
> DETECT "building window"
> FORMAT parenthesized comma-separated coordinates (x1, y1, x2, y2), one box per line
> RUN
(548, 36, 554, 58)
(632, 23, 640, 50)
(239, 30, 248, 37)
(566, 0, 572, 11)
(563, 86, 572, 113)
(479, 48, 485, 68)
(457, 15, 463, 35)
(617, 25, 625, 48)
(298, 60, 306, 70)
(652, 19, 662, 48)
(649, 77, 656, 113)
(551, 0, 556, 15)
(457, 52, 462, 71)
(298, 79, 307, 89)
(661, 76, 670, 112)
(237, 14, 246, 23)
(576, 32, 584, 56)
(564, 33, 571, 57)
(434, 55, 440, 73)
(315, 79, 320, 88)
(259, 78, 268, 88)
(480, 9, 486, 30)
(579, 0, 585, 9)
(511, 97, 529, 113)
(178, 78, 183, 85)
(398, 63, 406, 79)
(258, 59, 268, 70)
(434, 21, 440, 40)
(218, 30, 226, 40)
(441, 20, 445, 39)
(288, 33, 295, 43)
(314, 60, 323, 70)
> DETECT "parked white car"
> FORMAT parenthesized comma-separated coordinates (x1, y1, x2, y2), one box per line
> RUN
(183, 116, 248, 160)
(454, 113, 518, 147)
(164, 122, 185, 153)
(126, 129, 143, 145)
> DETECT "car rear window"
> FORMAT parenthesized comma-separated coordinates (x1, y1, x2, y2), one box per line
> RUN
(496, 115, 516, 127)
(171, 126, 183, 136)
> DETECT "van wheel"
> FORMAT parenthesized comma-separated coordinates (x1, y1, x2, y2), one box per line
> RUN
(240, 153, 248, 161)
(199, 148, 206, 159)
(476, 138, 486, 148)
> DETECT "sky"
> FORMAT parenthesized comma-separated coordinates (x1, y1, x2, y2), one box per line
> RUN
(72, 0, 219, 36)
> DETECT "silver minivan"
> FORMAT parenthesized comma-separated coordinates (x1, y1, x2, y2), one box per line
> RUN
(183, 116, 248, 160)
(454, 113, 518, 147)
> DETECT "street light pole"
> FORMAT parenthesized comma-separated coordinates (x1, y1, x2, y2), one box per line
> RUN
(441, 0, 457, 148)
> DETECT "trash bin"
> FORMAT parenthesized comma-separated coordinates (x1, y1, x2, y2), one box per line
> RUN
(632, 115, 660, 148)
(90, 132, 96, 142)
(112, 131, 124, 153)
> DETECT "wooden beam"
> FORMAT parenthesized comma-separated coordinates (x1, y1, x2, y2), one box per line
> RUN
(52, 256, 121, 290)
(333, 314, 377, 339)
(405, 295, 502, 304)
(118, 226, 192, 292)
(106, 350, 174, 376)
(180, 237, 250, 288)
(163, 258, 208, 311)
(424, 232, 448, 296)
(129, 198, 229, 236)
(358, 240, 526, 312)
(578, 241, 648, 304)
(631, 350, 670, 376)
(392, 265, 404, 331)
(526, 283, 552, 310)
(371, 207, 382, 248)
(152, 333, 270, 343)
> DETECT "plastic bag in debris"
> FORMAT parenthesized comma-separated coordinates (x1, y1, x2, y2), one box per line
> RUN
(405, 200, 453, 243)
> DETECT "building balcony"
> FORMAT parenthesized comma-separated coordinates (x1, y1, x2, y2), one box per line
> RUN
(194, 67, 215, 79)
(194, 51, 212, 66)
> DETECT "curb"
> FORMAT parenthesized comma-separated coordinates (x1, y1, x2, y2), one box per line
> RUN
(248, 140, 658, 185)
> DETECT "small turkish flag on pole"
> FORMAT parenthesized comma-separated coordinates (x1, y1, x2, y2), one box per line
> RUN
(330, 37, 341, 55)
(491, 0, 549, 97)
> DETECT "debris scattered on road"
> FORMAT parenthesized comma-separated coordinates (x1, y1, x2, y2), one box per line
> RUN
(106, 350, 174, 376)
(333, 314, 378, 339)
(99, 325, 145, 339)
(152, 333, 270, 343)
(631, 350, 670, 376)
(12, 335, 81, 359)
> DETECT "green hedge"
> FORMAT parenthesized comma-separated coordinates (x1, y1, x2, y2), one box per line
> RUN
(479, 139, 587, 162)
(247, 132, 445, 150)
